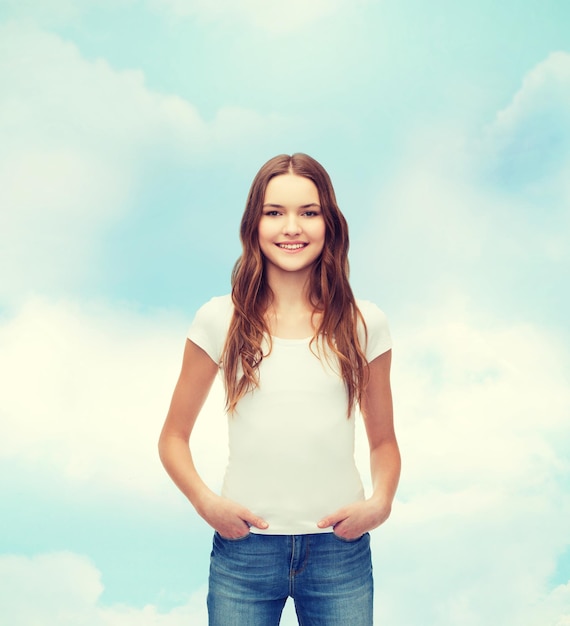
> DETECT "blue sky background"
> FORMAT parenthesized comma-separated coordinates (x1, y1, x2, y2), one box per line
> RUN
(1, 1, 569, 624)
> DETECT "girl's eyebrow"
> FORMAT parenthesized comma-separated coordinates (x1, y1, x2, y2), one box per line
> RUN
(262, 203, 321, 209)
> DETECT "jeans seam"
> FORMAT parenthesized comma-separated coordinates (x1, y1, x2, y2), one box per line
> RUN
(293, 535, 310, 577)
(288, 535, 294, 597)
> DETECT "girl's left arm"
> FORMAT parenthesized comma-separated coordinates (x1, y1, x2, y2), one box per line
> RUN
(317, 349, 401, 539)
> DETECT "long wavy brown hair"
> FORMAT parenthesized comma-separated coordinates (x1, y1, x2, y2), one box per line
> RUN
(221, 153, 368, 415)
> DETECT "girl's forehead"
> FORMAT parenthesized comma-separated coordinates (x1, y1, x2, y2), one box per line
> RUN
(264, 174, 319, 203)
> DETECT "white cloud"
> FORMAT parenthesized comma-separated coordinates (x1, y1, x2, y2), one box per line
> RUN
(483, 51, 570, 204)
(0, 0, 137, 25)
(0, 552, 103, 617)
(0, 21, 289, 304)
(0, 296, 230, 499)
(356, 52, 570, 322)
(370, 305, 570, 624)
(151, 0, 371, 34)
(491, 51, 570, 138)
(0, 552, 209, 626)
(0, 20, 286, 161)
(532, 581, 570, 626)
(355, 125, 495, 304)
(395, 310, 570, 495)
(0, 0, 82, 23)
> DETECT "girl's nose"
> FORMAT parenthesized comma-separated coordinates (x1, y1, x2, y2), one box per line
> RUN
(283, 214, 301, 236)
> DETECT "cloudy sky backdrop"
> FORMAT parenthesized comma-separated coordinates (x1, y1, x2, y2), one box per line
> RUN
(1, 1, 569, 624)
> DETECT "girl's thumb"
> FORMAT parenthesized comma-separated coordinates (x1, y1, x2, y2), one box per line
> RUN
(247, 514, 269, 530)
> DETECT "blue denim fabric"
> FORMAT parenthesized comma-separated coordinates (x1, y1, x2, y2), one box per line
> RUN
(207, 532, 373, 626)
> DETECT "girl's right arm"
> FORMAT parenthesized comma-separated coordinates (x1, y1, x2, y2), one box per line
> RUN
(158, 339, 268, 538)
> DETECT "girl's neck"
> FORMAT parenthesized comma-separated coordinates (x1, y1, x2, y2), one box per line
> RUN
(265, 265, 312, 309)
(264, 267, 319, 339)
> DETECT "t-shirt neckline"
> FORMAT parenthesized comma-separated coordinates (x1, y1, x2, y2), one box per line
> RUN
(270, 334, 312, 345)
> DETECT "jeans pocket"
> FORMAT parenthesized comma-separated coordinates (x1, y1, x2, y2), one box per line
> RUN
(332, 531, 367, 543)
(215, 531, 251, 542)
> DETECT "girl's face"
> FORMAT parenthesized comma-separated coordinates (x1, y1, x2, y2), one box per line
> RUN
(258, 174, 325, 277)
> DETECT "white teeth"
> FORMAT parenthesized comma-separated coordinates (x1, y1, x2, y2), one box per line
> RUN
(278, 243, 306, 250)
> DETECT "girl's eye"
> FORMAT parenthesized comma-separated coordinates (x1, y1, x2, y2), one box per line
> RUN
(264, 210, 281, 217)
(303, 211, 319, 217)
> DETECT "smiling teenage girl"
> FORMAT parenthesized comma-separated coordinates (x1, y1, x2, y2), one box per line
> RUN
(159, 153, 400, 626)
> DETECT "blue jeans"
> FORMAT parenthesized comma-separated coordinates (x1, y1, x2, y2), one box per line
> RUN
(207, 532, 373, 626)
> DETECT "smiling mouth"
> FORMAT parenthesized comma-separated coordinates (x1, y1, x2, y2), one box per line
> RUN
(276, 243, 307, 250)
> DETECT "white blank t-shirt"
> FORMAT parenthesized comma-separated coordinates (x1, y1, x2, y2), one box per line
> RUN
(188, 295, 392, 535)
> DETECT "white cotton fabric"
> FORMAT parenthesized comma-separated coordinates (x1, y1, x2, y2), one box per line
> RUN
(187, 294, 392, 535)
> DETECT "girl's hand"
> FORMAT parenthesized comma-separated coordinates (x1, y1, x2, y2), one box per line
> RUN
(197, 492, 268, 539)
(317, 498, 392, 540)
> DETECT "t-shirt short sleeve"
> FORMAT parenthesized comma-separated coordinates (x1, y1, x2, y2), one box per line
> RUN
(187, 295, 233, 365)
(357, 299, 392, 362)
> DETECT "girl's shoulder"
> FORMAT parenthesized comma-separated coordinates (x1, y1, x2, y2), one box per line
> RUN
(191, 294, 234, 332)
(196, 294, 233, 316)
(355, 299, 392, 361)
(355, 298, 389, 327)
(187, 295, 233, 364)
